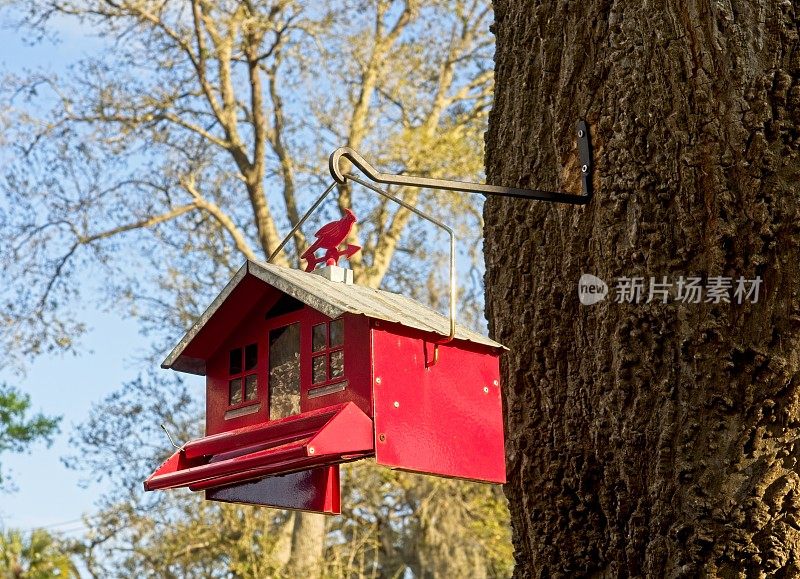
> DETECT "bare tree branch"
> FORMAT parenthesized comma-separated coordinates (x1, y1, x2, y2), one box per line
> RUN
(182, 178, 258, 261)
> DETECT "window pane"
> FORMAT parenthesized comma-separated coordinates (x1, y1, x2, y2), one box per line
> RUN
(329, 319, 344, 347)
(312, 355, 326, 384)
(312, 323, 327, 352)
(228, 378, 242, 405)
(330, 350, 344, 379)
(229, 348, 242, 374)
(269, 323, 301, 419)
(244, 343, 258, 371)
(244, 374, 258, 401)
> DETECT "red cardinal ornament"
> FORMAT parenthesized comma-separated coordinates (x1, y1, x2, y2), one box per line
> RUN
(301, 209, 361, 272)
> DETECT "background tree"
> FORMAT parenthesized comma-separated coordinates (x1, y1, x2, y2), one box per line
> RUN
(0, 0, 492, 362)
(484, 1, 799, 576)
(0, 528, 79, 578)
(1, 0, 509, 576)
(0, 384, 60, 491)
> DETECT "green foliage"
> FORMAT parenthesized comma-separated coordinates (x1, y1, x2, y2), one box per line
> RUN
(0, 384, 60, 489)
(68, 492, 293, 578)
(0, 528, 78, 578)
(326, 461, 513, 578)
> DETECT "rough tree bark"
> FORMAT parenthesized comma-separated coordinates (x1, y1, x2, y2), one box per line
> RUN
(484, 1, 799, 577)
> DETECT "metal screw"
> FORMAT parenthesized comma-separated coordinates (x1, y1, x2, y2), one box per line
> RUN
(493, 379, 499, 386)
(581, 164, 588, 173)
(378, 433, 386, 442)
(483, 386, 489, 394)
(393, 401, 400, 408)
(578, 129, 585, 138)
(308, 447, 315, 455)
(375, 377, 382, 385)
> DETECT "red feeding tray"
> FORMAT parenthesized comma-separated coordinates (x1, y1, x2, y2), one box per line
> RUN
(145, 403, 373, 513)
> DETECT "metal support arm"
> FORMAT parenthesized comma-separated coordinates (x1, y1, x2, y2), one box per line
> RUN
(268, 120, 594, 365)
(329, 120, 593, 205)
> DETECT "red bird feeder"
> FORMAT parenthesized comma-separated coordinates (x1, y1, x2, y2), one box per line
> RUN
(145, 257, 506, 514)
(145, 126, 595, 514)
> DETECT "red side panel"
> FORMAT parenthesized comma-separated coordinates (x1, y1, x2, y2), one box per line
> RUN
(371, 325, 506, 483)
(206, 466, 341, 515)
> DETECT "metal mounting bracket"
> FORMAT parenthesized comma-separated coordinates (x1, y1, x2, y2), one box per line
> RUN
(268, 120, 594, 365)
(329, 120, 593, 204)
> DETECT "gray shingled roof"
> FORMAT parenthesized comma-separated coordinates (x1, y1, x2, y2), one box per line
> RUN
(162, 260, 505, 374)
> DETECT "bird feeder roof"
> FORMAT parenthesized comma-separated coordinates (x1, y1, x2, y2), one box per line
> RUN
(162, 259, 506, 375)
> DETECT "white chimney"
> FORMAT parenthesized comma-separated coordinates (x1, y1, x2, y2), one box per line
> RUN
(311, 264, 354, 284)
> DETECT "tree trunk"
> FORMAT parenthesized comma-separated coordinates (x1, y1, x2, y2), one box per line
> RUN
(271, 513, 295, 568)
(284, 512, 326, 578)
(484, 2, 799, 577)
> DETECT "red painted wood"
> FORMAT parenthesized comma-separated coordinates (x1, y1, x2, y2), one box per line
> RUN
(183, 275, 276, 361)
(301, 313, 373, 418)
(149, 442, 310, 490)
(371, 322, 506, 483)
(188, 404, 347, 460)
(206, 294, 302, 434)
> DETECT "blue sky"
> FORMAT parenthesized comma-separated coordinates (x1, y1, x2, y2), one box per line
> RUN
(0, 304, 200, 533)
(0, 15, 206, 536)
(0, 311, 143, 531)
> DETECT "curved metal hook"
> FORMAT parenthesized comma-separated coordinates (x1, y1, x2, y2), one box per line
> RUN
(329, 120, 593, 204)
